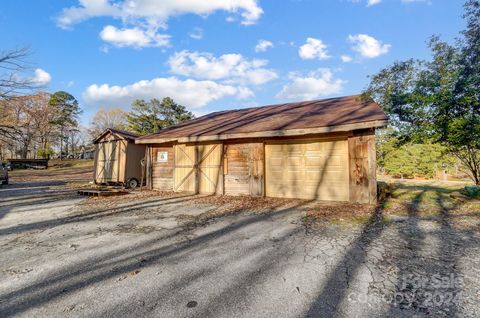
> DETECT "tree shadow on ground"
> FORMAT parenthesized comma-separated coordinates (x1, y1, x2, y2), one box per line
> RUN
(304, 203, 387, 317)
(2, 181, 478, 317)
(305, 183, 480, 317)
(0, 193, 197, 236)
(385, 185, 480, 317)
(0, 201, 309, 316)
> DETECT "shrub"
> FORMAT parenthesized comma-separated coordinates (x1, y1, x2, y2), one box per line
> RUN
(461, 185, 480, 199)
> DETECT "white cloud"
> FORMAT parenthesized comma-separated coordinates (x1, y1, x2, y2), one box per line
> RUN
(348, 34, 391, 58)
(298, 37, 330, 60)
(31, 68, 51, 85)
(83, 77, 250, 109)
(57, 0, 263, 29)
(168, 50, 278, 85)
(341, 55, 353, 63)
(255, 39, 273, 52)
(100, 25, 170, 48)
(188, 27, 204, 40)
(367, 0, 382, 6)
(353, 0, 427, 6)
(276, 69, 345, 100)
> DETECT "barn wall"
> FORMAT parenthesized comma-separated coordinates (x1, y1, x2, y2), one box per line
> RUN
(348, 129, 377, 204)
(143, 129, 378, 203)
(224, 143, 264, 196)
(150, 146, 174, 190)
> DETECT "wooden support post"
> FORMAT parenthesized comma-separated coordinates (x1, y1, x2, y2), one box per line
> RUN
(348, 129, 377, 204)
(194, 144, 200, 194)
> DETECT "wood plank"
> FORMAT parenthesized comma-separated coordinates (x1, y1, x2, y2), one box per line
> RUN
(224, 143, 264, 196)
(348, 130, 376, 204)
(150, 146, 174, 191)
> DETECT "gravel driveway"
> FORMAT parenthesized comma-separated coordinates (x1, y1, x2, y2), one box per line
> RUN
(0, 181, 479, 317)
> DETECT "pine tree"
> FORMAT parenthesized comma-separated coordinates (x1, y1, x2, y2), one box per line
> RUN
(127, 97, 194, 135)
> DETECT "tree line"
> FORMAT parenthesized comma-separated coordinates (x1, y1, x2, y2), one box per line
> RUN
(0, 47, 86, 160)
(0, 91, 83, 160)
(89, 97, 194, 138)
(364, 0, 479, 184)
(0, 46, 194, 160)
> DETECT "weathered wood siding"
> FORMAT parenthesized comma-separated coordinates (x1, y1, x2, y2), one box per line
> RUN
(348, 130, 377, 204)
(151, 146, 174, 190)
(145, 129, 378, 203)
(224, 143, 264, 196)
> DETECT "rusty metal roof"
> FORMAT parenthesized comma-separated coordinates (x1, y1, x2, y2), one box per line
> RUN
(137, 95, 387, 143)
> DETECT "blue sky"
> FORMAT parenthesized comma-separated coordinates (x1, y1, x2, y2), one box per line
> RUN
(1, 0, 465, 125)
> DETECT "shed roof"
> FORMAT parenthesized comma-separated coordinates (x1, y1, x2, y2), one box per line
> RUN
(136, 95, 388, 144)
(93, 128, 139, 144)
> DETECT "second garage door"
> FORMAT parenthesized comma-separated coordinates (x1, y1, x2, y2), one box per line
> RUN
(265, 139, 349, 201)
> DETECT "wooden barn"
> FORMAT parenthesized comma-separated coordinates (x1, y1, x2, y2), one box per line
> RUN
(93, 128, 146, 188)
(135, 95, 388, 203)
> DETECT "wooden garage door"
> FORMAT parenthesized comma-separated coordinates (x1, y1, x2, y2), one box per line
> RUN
(265, 139, 349, 201)
(174, 143, 223, 194)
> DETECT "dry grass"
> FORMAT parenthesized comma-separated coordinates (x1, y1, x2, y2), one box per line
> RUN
(9, 159, 94, 183)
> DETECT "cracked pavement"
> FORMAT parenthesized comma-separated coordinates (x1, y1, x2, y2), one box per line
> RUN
(0, 181, 479, 317)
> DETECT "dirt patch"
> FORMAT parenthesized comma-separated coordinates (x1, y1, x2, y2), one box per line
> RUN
(190, 195, 302, 212)
(303, 202, 377, 225)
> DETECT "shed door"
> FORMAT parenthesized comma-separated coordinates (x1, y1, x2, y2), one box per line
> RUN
(174, 144, 196, 192)
(265, 139, 348, 201)
(224, 143, 264, 196)
(174, 143, 223, 194)
(96, 141, 119, 182)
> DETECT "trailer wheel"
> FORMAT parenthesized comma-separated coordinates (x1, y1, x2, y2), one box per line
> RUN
(127, 178, 139, 189)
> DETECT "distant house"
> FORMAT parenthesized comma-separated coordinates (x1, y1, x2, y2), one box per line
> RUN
(93, 128, 146, 188)
(136, 95, 388, 204)
(79, 145, 95, 159)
